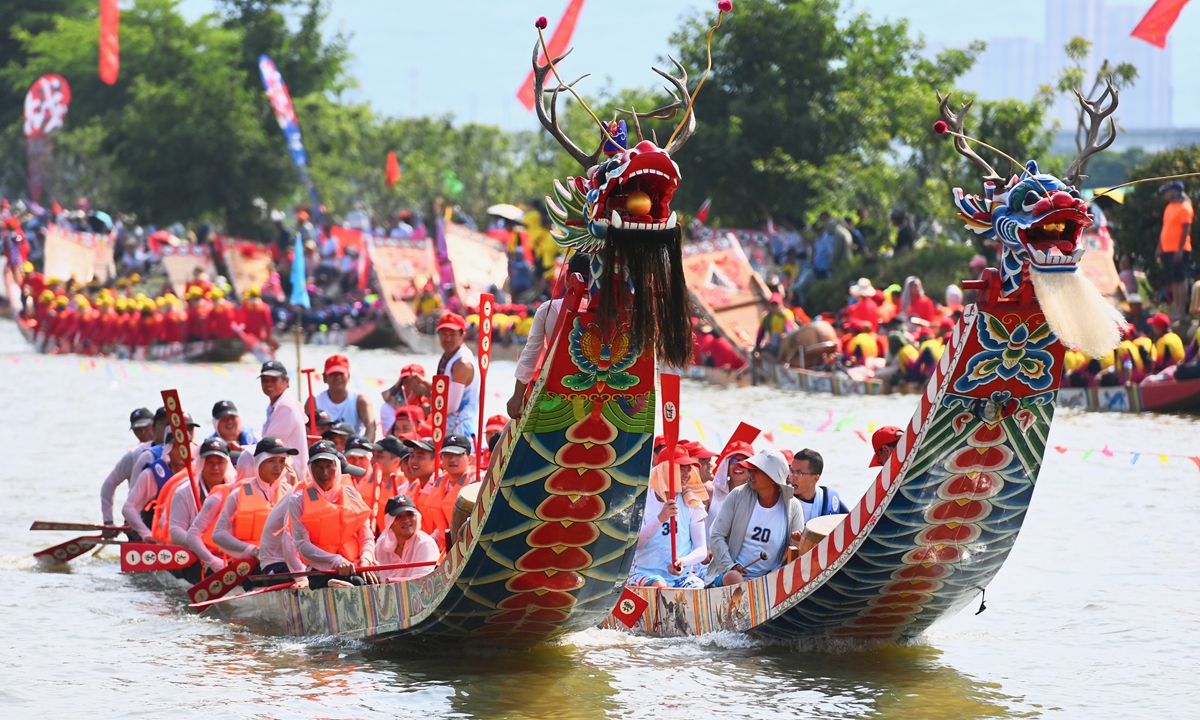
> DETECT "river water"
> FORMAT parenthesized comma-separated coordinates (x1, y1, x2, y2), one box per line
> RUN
(2, 319, 1198, 718)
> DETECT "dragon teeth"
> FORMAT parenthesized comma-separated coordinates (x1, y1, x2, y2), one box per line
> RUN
(610, 210, 623, 229)
(666, 211, 678, 229)
(1071, 247, 1085, 261)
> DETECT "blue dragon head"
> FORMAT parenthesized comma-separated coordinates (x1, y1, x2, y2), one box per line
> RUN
(937, 90, 1119, 297)
(953, 160, 1094, 295)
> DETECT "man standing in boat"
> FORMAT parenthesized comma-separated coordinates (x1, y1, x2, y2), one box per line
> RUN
(435, 313, 479, 438)
(786, 449, 846, 524)
(237, 360, 309, 481)
(706, 449, 804, 587)
(315, 354, 376, 440)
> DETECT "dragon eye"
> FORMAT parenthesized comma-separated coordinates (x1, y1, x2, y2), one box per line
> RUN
(1020, 190, 1042, 213)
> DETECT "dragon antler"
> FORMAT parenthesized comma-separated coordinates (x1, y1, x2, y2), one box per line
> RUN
(614, 57, 696, 155)
(532, 42, 602, 169)
(936, 91, 1003, 183)
(1062, 80, 1119, 187)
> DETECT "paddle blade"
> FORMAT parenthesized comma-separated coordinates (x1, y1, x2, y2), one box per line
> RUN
(611, 587, 650, 629)
(120, 543, 196, 572)
(715, 421, 761, 466)
(187, 558, 257, 604)
(190, 581, 294, 611)
(661, 373, 680, 452)
(33, 536, 108, 564)
(31, 521, 128, 532)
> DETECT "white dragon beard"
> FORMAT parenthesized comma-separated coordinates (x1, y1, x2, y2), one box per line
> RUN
(1029, 267, 1125, 358)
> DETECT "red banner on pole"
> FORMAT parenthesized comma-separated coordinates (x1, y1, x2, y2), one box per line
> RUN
(23, 74, 71, 204)
(516, 0, 587, 111)
(99, 0, 120, 84)
(1132, 0, 1191, 48)
(386, 151, 400, 186)
(431, 374, 450, 478)
(475, 294, 494, 482)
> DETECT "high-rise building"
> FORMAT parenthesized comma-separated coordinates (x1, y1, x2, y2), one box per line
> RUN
(958, 0, 1172, 130)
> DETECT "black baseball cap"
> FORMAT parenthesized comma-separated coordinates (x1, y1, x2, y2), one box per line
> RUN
(385, 495, 419, 516)
(440, 434, 471, 455)
(403, 437, 437, 453)
(179, 413, 201, 429)
(311, 409, 334, 427)
(308, 440, 341, 465)
(198, 437, 230, 459)
(258, 360, 288, 378)
(154, 406, 168, 424)
(129, 408, 154, 429)
(345, 436, 380, 457)
(341, 456, 367, 478)
(377, 436, 408, 457)
(324, 421, 354, 437)
(253, 436, 299, 456)
(212, 400, 239, 419)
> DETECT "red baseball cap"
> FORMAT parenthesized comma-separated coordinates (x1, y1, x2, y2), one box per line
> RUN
(684, 440, 718, 459)
(398, 363, 426, 380)
(870, 426, 903, 467)
(485, 414, 508, 432)
(1147, 312, 1171, 329)
(395, 405, 427, 423)
(656, 446, 698, 466)
(437, 312, 467, 332)
(720, 440, 755, 466)
(323, 354, 350, 375)
(653, 435, 667, 450)
(769, 292, 783, 304)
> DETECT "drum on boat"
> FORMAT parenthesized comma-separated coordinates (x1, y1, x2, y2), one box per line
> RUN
(451, 482, 481, 545)
(793, 513, 847, 557)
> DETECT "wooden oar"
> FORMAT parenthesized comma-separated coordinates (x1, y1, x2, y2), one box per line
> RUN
(30, 521, 130, 533)
(660, 372, 681, 566)
(33, 536, 122, 564)
(189, 581, 296, 611)
(187, 557, 258, 603)
(245, 560, 437, 583)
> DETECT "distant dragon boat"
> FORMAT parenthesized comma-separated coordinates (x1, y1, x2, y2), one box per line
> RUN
(605, 86, 1133, 643)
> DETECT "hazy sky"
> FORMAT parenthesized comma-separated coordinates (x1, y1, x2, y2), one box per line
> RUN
(177, 0, 1195, 128)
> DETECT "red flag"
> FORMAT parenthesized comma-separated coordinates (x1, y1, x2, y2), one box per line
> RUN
(516, 0, 587, 111)
(99, 0, 120, 85)
(1131, 0, 1191, 48)
(611, 586, 649, 629)
(696, 198, 712, 224)
(386, 151, 400, 186)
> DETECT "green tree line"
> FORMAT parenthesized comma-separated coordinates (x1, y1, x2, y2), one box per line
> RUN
(1, 0, 1073, 244)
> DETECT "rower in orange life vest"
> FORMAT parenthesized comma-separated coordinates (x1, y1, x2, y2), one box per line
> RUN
(211, 437, 298, 584)
(281, 440, 378, 588)
(173, 438, 236, 580)
(402, 437, 447, 551)
(436, 434, 478, 542)
(121, 413, 201, 541)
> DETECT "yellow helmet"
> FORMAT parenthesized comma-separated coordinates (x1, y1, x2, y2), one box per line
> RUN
(46, 276, 61, 286)
(22, 261, 33, 273)
(116, 298, 128, 311)
(117, 277, 129, 287)
(38, 289, 55, 303)
(209, 287, 225, 300)
(155, 296, 168, 307)
(163, 293, 178, 302)
(129, 273, 141, 283)
(56, 295, 69, 307)
(77, 296, 91, 309)
(186, 286, 203, 299)
(244, 286, 261, 298)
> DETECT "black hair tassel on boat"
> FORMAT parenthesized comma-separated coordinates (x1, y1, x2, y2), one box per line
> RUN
(973, 585, 987, 615)
(595, 225, 692, 368)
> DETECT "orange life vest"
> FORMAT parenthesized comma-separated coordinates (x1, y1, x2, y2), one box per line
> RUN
(298, 482, 371, 562)
(230, 479, 289, 544)
(148, 470, 189, 544)
(196, 484, 234, 557)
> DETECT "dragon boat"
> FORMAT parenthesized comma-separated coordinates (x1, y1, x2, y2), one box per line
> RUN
(195, 24, 707, 646)
(606, 87, 1130, 643)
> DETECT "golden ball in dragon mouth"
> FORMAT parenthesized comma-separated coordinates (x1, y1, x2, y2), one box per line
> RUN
(625, 190, 653, 217)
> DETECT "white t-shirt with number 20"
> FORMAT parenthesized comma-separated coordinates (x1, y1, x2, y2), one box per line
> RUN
(733, 499, 788, 579)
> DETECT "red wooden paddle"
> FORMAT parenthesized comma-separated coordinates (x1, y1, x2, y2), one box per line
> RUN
(161, 390, 202, 522)
(245, 560, 438, 582)
(475, 293, 494, 483)
(120, 543, 196, 573)
(660, 372, 681, 566)
(301, 367, 317, 435)
(30, 521, 130, 533)
(430, 374, 450, 479)
(713, 422, 762, 469)
(190, 581, 296, 611)
(33, 536, 121, 564)
(187, 557, 258, 603)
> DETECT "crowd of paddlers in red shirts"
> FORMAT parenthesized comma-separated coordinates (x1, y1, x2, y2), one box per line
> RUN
(14, 263, 273, 356)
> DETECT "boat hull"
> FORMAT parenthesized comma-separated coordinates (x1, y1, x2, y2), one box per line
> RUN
(610, 288, 1066, 643)
(214, 292, 656, 646)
